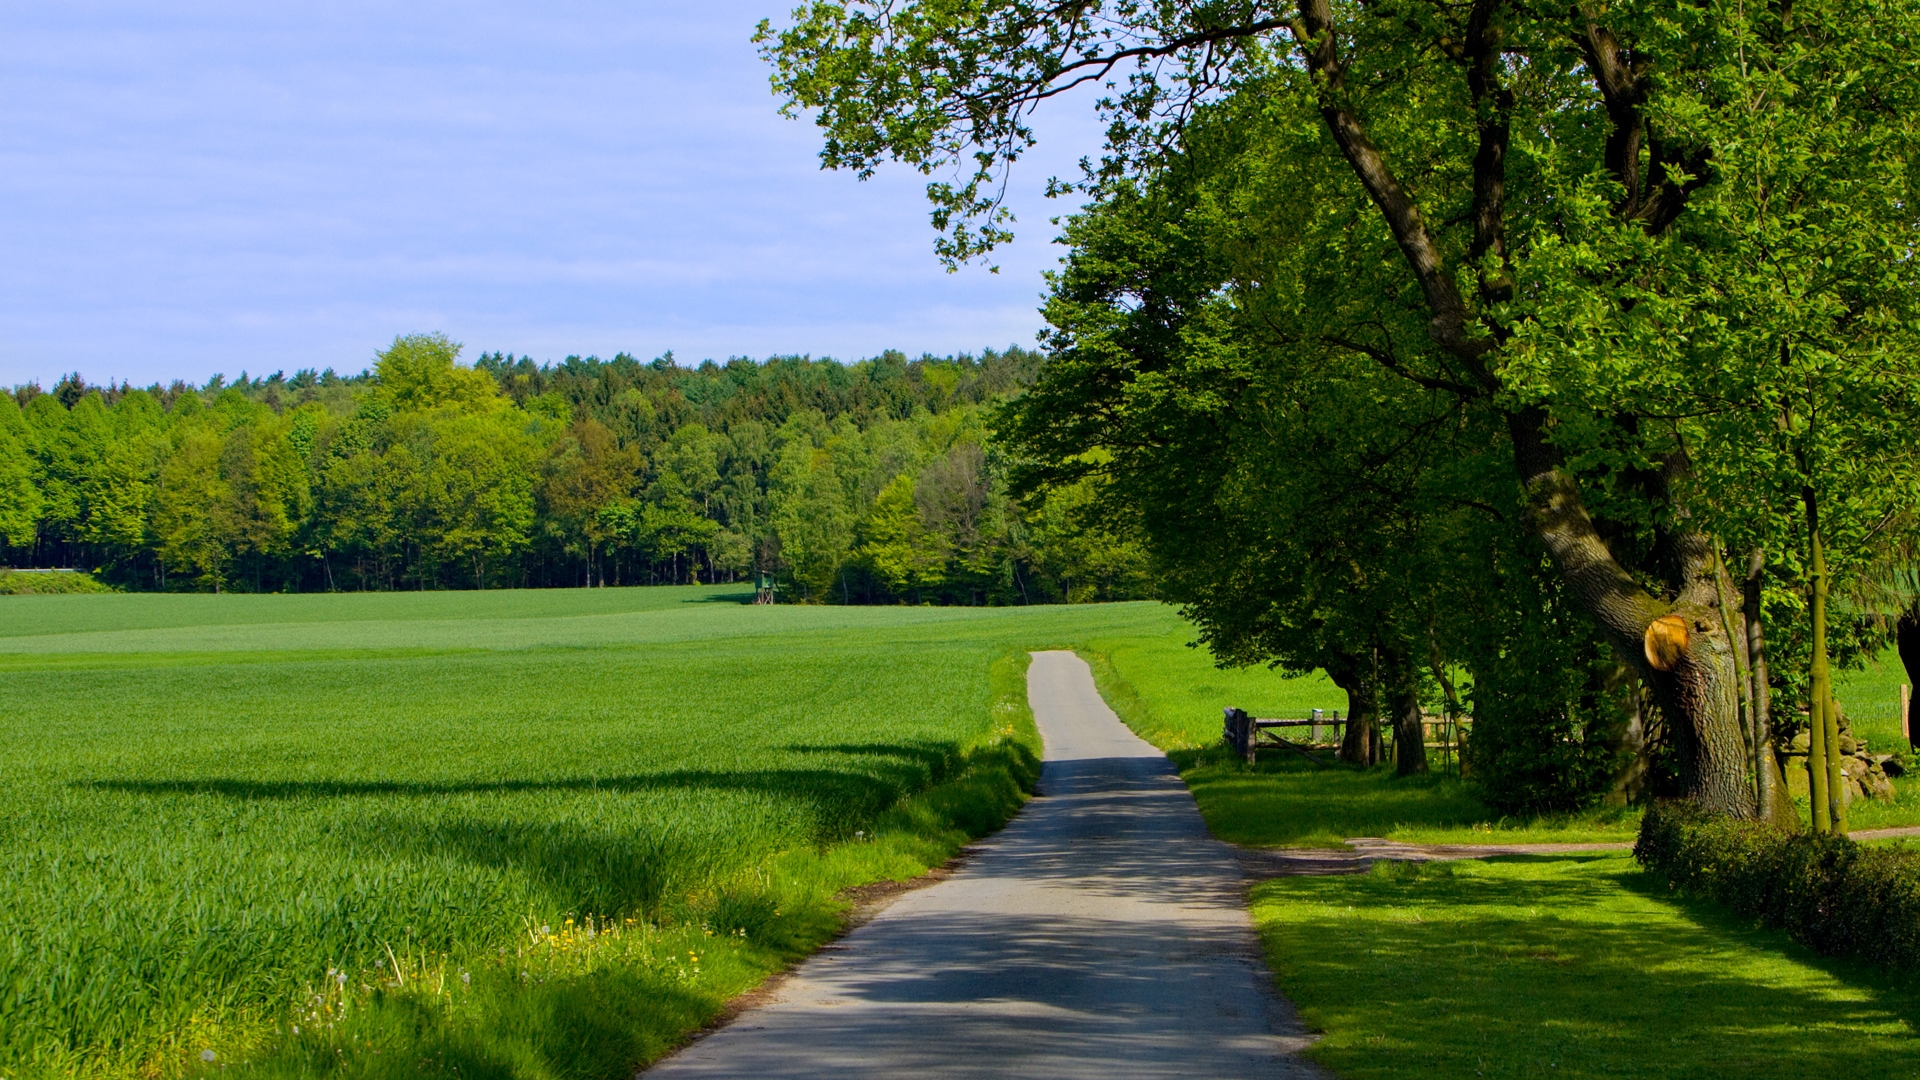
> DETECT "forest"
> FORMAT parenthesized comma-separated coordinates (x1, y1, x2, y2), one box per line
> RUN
(0, 339, 1147, 604)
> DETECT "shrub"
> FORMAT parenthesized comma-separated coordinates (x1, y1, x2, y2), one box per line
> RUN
(0, 569, 114, 595)
(1466, 652, 1632, 816)
(1635, 801, 1920, 968)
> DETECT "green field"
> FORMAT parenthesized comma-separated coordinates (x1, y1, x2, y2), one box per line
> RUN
(1, 587, 1269, 1078)
(1835, 649, 1918, 753)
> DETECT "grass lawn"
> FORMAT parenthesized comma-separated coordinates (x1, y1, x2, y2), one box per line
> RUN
(1253, 855, 1920, 1079)
(0, 586, 1197, 1079)
(1835, 647, 1918, 753)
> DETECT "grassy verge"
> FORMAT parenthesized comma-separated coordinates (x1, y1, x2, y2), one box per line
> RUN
(0, 569, 112, 594)
(1252, 855, 1920, 1079)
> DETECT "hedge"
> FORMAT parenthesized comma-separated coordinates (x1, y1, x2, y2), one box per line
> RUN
(1634, 801, 1920, 969)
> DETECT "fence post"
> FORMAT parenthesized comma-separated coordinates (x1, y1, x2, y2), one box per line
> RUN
(1904, 684, 1913, 748)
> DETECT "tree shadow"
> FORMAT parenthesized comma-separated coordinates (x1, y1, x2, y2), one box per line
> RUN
(1261, 854, 1920, 1077)
(1615, 861, 1920, 1030)
(782, 741, 963, 784)
(81, 768, 896, 806)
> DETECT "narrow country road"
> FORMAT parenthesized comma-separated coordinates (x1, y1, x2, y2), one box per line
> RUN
(646, 650, 1324, 1079)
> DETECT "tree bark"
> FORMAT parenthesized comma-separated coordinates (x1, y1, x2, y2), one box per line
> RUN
(1508, 408, 1755, 815)
(1383, 650, 1429, 776)
(1327, 652, 1380, 766)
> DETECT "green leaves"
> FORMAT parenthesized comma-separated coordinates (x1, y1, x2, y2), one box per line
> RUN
(760, 1, 1290, 265)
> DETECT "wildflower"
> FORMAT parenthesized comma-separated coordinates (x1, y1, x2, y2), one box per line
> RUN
(201, 1050, 217, 1063)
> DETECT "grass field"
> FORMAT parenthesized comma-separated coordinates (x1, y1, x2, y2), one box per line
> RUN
(1835, 648, 1919, 753)
(0, 586, 1231, 1079)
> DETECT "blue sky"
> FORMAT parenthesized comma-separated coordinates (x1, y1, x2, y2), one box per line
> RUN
(0, 2, 1104, 389)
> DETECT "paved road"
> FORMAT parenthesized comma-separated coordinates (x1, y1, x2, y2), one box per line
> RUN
(647, 650, 1324, 1080)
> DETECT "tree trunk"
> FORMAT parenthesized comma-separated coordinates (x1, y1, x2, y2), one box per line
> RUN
(1743, 550, 1797, 822)
(1899, 612, 1920, 753)
(1326, 653, 1380, 767)
(1384, 651, 1429, 776)
(1603, 671, 1648, 807)
(1509, 407, 1755, 816)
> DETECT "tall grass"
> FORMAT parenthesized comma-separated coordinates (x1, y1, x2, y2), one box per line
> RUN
(0, 586, 1265, 1078)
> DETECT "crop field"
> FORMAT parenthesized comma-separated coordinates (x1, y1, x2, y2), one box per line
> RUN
(3, 586, 1309, 1079)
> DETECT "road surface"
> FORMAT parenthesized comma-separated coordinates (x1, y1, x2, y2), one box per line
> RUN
(647, 650, 1323, 1079)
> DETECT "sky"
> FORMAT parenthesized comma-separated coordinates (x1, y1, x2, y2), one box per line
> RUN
(0, 2, 1107, 389)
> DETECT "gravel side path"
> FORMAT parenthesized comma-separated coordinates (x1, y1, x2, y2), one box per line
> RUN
(645, 650, 1325, 1080)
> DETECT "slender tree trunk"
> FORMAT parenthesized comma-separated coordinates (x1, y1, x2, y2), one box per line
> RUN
(1805, 495, 1849, 833)
(1603, 674, 1648, 807)
(1743, 550, 1796, 822)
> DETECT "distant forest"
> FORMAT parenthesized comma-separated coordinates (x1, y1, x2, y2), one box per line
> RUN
(0, 335, 1149, 601)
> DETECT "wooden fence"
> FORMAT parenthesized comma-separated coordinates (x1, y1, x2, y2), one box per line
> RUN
(1223, 707, 1469, 770)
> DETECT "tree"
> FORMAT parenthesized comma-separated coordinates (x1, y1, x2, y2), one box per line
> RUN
(0, 396, 42, 553)
(763, 0, 1920, 815)
(541, 419, 638, 586)
(854, 471, 946, 600)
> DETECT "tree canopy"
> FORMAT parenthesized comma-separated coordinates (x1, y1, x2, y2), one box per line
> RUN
(763, 0, 1920, 817)
(3, 339, 1147, 603)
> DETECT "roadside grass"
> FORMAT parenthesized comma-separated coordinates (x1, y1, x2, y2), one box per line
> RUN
(1253, 854, 1920, 1079)
(0, 586, 1176, 1079)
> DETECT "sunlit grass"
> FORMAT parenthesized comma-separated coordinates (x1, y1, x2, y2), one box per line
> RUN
(1253, 855, 1920, 1079)
(0, 586, 1187, 1078)
(1835, 647, 1918, 754)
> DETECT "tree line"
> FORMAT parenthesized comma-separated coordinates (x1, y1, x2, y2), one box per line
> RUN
(765, 0, 1920, 818)
(0, 338, 1148, 603)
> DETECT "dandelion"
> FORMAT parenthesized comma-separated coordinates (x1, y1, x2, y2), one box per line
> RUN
(460, 971, 471, 985)
(201, 1050, 217, 1063)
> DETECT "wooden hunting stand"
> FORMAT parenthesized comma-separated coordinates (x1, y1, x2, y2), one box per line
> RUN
(754, 572, 778, 605)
